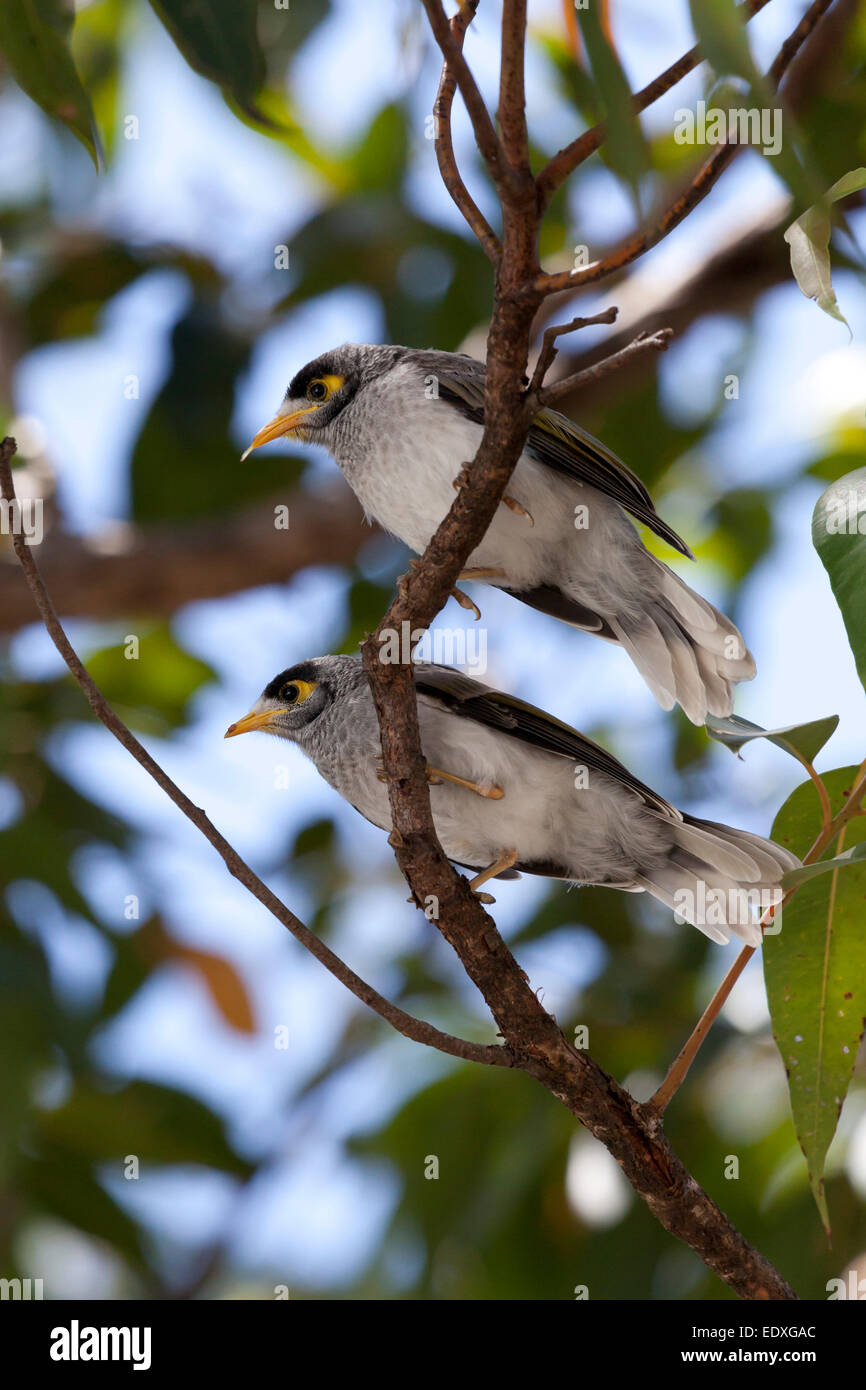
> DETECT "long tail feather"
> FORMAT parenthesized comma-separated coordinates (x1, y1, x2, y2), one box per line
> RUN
(635, 815, 797, 946)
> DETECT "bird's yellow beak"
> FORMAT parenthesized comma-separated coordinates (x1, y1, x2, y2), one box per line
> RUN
(224, 708, 287, 738)
(240, 406, 314, 461)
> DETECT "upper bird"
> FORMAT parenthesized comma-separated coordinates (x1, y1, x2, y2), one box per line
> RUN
(242, 344, 755, 724)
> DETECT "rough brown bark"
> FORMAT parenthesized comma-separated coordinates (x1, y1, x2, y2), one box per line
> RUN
(357, 0, 838, 1300)
(1, 0, 840, 1302)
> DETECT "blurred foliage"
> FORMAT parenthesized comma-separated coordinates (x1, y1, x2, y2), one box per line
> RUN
(147, 0, 269, 123)
(576, 5, 648, 210)
(0, 0, 102, 167)
(0, 0, 864, 1303)
(130, 299, 304, 522)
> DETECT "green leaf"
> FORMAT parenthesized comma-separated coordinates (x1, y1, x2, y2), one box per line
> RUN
(19, 1152, 147, 1269)
(349, 103, 409, 195)
(784, 168, 866, 327)
(708, 487, 775, 585)
(705, 713, 839, 765)
(148, 0, 269, 124)
(0, 0, 101, 166)
(781, 840, 866, 889)
(765, 767, 866, 1233)
(687, 0, 761, 89)
(36, 1079, 254, 1176)
(813, 466, 866, 694)
(130, 300, 302, 523)
(576, 8, 648, 207)
(85, 623, 215, 733)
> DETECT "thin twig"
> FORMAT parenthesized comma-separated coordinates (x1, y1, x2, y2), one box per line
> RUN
(534, 0, 837, 298)
(526, 305, 618, 397)
(792, 754, 834, 834)
(431, 0, 501, 264)
(0, 437, 510, 1070)
(422, 0, 515, 197)
(534, 144, 741, 297)
(536, 0, 773, 207)
(529, 327, 673, 411)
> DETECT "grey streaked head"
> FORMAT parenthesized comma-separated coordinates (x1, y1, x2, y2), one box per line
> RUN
(224, 654, 364, 744)
(241, 344, 407, 458)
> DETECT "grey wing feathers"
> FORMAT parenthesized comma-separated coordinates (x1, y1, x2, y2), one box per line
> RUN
(498, 583, 618, 637)
(412, 663, 677, 818)
(420, 350, 694, 561)
(526, 412, 695, 561)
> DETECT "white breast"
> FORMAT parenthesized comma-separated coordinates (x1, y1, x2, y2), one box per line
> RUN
(323, 686, 669, 884)
(328, 360, 594, 591)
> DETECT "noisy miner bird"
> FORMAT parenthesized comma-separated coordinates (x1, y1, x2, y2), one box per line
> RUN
(225, 656, 797, 946)
(242, 344, 755, 725)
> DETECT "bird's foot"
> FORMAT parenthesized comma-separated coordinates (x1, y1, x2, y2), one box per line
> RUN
(502, 495, 534, 526)
(395, 558, 420, 603)
(457, 567, 507, 582)
(378, 759, 502, 802)
(452, 465, 471, 492)
(469, 849, 520, 900)
(427, 766, 504, 799)
(450, 585, 482, 621)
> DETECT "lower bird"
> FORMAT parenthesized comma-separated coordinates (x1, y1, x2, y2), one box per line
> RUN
(242, 344, 755, 724)
(225, 656, 796, 946)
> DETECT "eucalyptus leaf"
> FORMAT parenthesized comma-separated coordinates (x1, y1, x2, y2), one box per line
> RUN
(85, 623, 215, 732)
(148, 0, 271, 124)
(0, 0, 101, 166)
(813, 466, 866, 694)
(781, 840, 866, 889)
(784, 168, 866, 327)
(688, 0, 761, 89)
(765, 768, 866, 1234)
(706, 713, 838, 765)
(577, 8, 648, 208)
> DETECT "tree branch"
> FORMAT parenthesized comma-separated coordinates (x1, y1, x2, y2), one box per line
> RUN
(4, 447, 799, 1295)
(431, 0, 502, 263)
(538, 198, 795, 413)
(421, 0, 515, 197)
(534, 0, 838, 298)
(0, 438, 508, 1071)
(353, 0, 800, 1300)
(498, 0, 530, 173)
(535, 0, 773, 207)
(526, 305, 618, 397)
(528, 326, 673, 412)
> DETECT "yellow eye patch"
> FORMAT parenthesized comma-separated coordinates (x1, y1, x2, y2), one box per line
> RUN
(280, 678, 318, 705)
(306, 374, 344, 404)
